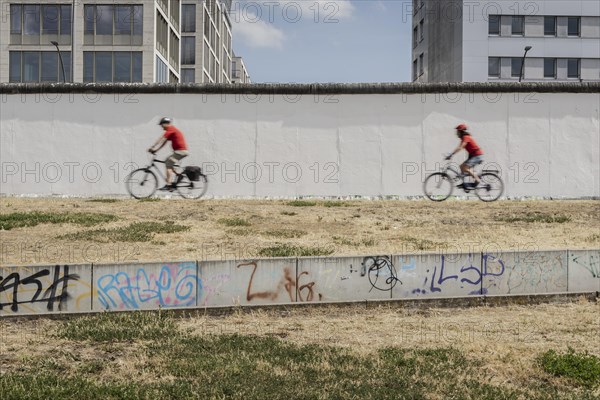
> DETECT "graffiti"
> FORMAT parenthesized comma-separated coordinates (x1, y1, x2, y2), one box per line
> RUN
(199, 273, 231, 306)
(0, 265, 80, 312)
(363, 256, 402, 292)
(570, 253, 599, 278)
(503, 253, 566, 294)
(238, 262, 322, 303)
(96, 263, 199, 310)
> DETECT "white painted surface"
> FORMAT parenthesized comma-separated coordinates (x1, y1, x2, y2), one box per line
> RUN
(0, 92, 599, 198)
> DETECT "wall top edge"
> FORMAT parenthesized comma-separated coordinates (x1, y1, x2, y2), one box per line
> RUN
(1, 82, 599, 95)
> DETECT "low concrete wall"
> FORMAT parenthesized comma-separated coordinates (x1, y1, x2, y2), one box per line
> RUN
(1, 249, 598, 316)
(1, 83, 599, 198)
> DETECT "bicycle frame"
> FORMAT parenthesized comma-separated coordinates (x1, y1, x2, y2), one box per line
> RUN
(141, 157, 184, 185)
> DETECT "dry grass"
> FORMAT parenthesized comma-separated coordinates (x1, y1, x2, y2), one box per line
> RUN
(0, 198, 598, 265)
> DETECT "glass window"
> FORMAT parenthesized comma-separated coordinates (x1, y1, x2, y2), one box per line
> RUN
(60, 5, 71, 35)
(115, 6, 132, 35)
(114, 52, 131, 82)
(83, 52, 94, 82)
(182, 37, 195, 64)
(41, 52, 58, 82)
(9, 52, 21, 82)
(133, 5, 143, 36)
(96, 5, 114, 36)
(511, 16, 524, 35)
(567, 59, 580, 78)
(182, 4, 196, 32)
(412, 26, 418, 48)
(23, 5, 40, 35)
(95, 53, 113, 82)
(132, 53, 143, 82)
(544, 16, 556, 36)
(543, 58, 556, 78)
(182, 68, 195, 83)
(84, 5, 94, 35)
(10, 5, 22, 34)
(62, 52, 71, 82)
(412, 59, 418, 80)
(568, 17, 580, 36)
(23, 52, 40, 82)
(488, 57, 500, 77)
(511, 58, 523, 77)
(42, 5, 59, 35)
(419, 53, 424, 75)
(419, 20, 424, 41)
(489, 15, 500, 35)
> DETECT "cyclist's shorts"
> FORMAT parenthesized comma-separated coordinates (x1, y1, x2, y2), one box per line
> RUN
(166, 150, 189, 168)
(464, 155, 483, 168)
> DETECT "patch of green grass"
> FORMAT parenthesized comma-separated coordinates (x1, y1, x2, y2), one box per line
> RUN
(287, 200, 317, 207)
(496, 213, 572, 224)
(584, 233, 600, 243)
(280, 211, 297, 216)
(58, 221, 189, 243)
(0, 211, 118, 230)
(56, 311, 179, 342)
(139, 197, 161, 202)
(399, 235, 439, 251)
(539, 348, 600, 389)
(332, 236, 377, 247)
(218, 217, 251, 227)
(262, 229, 307, 239)
(227, 228, 254, 236)
(257, 243, 334, 257)
(322, 201, 349, 207)
(87, 199, 121, 203)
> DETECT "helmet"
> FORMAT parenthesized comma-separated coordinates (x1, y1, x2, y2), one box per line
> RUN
(455, 123, 468, 131)
(158, 117, 172, 125)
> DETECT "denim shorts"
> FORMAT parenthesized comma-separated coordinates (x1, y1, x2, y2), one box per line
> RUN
(464, 155, 483, 167)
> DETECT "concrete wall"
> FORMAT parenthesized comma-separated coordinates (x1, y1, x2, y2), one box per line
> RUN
(1, 84, 599, 199)
(1, 249, 598, 316)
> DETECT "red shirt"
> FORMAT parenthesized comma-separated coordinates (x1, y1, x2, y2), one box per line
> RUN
(163, 126, 188, 151)
(461, 135, 483, 157)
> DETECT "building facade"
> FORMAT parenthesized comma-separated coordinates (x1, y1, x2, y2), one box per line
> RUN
(0, 0, 248, 83)
(412, 0, 600, 82)
(231, 55, 250, 83)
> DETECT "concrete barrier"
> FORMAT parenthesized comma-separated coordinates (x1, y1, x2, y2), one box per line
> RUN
(1, 248, 598, 316)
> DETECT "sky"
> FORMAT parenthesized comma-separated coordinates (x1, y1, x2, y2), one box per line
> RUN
(230, 0, 413, 83)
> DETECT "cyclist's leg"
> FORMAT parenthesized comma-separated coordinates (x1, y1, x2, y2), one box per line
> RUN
(462, 156, 482, 184)
(165, 151, 189, 185)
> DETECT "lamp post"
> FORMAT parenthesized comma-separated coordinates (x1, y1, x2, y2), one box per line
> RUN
(519, 45, 532, 82)
(50, 41, 67, 83)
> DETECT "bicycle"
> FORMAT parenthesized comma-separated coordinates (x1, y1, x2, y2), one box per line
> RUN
(125, 154, 208, 199)
(423, 157, 504, 202)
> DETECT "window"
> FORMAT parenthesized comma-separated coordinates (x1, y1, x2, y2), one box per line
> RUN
(156, 11, 169, 58)
(511, 16, 524, 35)
(419, 19, 424, 41)
(170, 0, 180, 30)
(84, 5, 143, 46)
(10, 4, 71, 45)
(182, 4, 196, 32)
(9, 51, 71, 82)
(182, 68, 195, 83)
(419, 53, 424, 75)
(568, 17, 580, 37)
(488, 15, 500, 35)
(544, 16, 556, 36)
(413, 26, 418, 48)
(544, 58, 556, 78)
(169, 30, 180, 69)
(83, 52, 143, 82)
(156, 56, 168, 83)
(567, 59, 580, 78)
(511, 58, 523, 78)
(488, 57, 500, 78)
(412, 59, 418, 81)
(182, 37, 195, 64)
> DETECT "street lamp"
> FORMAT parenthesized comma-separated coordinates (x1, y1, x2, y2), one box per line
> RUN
(519, 45, 532, 82)
(50, 41, 67, 83)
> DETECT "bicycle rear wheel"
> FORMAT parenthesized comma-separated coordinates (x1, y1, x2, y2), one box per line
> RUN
(423, 172, 453, 201)
(126, 168, 158, 199)
(177, 174, 208, 199)
(475, 173, 504, 202)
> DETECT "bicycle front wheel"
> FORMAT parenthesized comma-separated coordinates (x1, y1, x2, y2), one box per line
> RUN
(423, 173, 453, 201)
(126, 168, 158, 199)
(475, 173, 504, 202)
(177, 174, 208, 199)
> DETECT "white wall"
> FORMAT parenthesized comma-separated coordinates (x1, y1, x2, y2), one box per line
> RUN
(0, 91, 599, 198)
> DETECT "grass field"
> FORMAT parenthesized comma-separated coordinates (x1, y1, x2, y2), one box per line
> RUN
(0, 198, 599, 265)
(1, 301, 599, 399)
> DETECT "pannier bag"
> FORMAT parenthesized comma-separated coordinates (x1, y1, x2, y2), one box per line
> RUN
(184, 166, 202, 181)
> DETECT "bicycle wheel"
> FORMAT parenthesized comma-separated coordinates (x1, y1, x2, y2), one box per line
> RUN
(475, 173, 504, 202)
(126, 168, 158, 199)
(177, 174, 208, 199)
(423, 173, 453, 201)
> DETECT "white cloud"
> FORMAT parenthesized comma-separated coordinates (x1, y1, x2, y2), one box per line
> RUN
(233, 12, 286, 49)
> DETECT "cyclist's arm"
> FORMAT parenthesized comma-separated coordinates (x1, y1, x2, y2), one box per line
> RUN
(448, 141, 466, 158)
(148, 136, 167, 153)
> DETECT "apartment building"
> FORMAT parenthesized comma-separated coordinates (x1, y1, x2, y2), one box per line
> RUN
(412, 0, 600, 82)
(231, 55, 250, 83)
(0, 0, 249, 83)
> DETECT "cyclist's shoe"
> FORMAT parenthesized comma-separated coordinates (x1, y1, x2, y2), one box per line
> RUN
(464, 182, 478, 189)
(158, 184, 175, 192)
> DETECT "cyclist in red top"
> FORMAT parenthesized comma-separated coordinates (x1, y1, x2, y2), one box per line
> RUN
(148, 117, 189, 191)
(446, 124, 483, 188)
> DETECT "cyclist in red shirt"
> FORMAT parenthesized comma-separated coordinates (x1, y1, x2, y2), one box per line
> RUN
(148, 117, 189, 191)
(445, 124, 483, 188)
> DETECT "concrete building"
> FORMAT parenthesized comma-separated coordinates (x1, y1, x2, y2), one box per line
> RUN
(412, 0, 600, 82)
(0, 0, 248, 83)
(231, 55, 250, 83)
